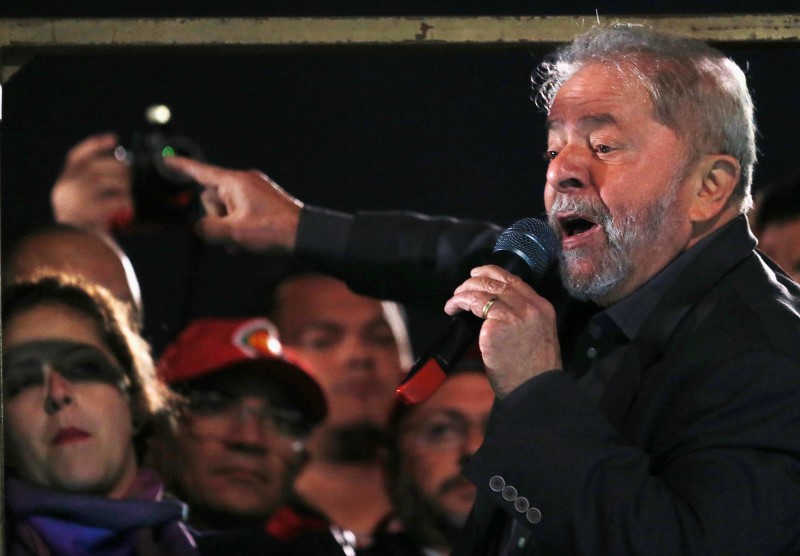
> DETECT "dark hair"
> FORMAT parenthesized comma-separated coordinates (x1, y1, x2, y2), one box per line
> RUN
(2, 273, 169, 460)
(753, 170, 800, 231)
(260, 256, 319, 320)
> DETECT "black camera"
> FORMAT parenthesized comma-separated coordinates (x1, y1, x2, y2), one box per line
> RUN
(121, 105, 205, 228)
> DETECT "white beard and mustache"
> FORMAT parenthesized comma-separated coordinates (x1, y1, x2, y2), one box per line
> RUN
(547, 179, 681, 305)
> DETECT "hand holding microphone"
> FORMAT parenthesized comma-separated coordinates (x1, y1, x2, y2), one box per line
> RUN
(396, 218, 560, 403)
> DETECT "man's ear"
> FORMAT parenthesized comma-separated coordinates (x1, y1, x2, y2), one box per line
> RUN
(689, 154, 741, 223)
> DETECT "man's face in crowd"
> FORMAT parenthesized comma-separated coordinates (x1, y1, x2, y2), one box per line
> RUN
(758, 218, 800, 283)
(273, 275, 403, 428)
(396, 372, 494, 526)
(544, 62, 697, 306)
(158, 369, 306, 522)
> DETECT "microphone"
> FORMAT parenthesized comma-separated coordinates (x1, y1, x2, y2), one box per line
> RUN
(395, 217, 559, 404)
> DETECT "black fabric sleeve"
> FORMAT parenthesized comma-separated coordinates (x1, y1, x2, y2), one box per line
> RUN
(296, 206, 503, 309)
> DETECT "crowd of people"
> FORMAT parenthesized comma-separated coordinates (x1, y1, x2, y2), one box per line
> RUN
(4, 22, 800, 556)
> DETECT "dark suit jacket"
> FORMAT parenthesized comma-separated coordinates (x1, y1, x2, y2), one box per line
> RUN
(296, 210, 800, 555)
(197, 527, 346, 556)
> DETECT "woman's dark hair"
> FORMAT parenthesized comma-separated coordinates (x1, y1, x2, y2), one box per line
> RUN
(2, 273, 170, 460)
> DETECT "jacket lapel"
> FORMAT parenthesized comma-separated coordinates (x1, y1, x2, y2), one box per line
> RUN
(599, 217, 756, 431)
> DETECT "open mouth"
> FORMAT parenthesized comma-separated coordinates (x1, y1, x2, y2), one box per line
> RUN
(558, 214, 600, 237)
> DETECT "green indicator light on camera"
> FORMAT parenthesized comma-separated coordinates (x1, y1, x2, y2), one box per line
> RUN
(161, 146, 176, 158)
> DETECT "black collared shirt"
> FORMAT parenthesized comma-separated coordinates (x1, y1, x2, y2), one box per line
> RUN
(498, 220, 738, 556)
(570, 222, 729, 398)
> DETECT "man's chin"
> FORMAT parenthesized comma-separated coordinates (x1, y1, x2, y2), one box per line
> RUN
(440, 503, 473, 528)
(211, 489, 273, 509)
(326, 422, 387, 463)
(561, 255, 626, 304)
(563, 267, 602, 297)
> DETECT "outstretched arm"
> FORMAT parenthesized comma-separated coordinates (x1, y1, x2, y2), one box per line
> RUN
(166, 156, 504, 308)
(165, 156, 303, 251)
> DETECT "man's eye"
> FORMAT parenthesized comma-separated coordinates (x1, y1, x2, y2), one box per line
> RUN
(418, 420, 463, 444)
(427, 423, 458, 439)
(543, 150, 559, 161)
(188, 391, 235, 414)
(594, 144, 614, 154)
(369, 331, 397, 348)
(297, 331, 338, 351)
(270, 408, 311, 438)
(302, 337, 335, 350)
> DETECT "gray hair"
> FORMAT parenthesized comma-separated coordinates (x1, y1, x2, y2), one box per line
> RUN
(533, 23, 756, 213)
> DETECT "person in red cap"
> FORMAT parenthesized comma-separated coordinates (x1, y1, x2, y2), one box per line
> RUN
(149, 316, 333, 547)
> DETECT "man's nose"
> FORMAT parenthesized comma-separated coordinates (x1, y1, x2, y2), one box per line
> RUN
(223, 402, 273, 454)
(457, 425, 485, 468)
(43, 366, 74, 415)
(545, 144, 590, 192)
(343, 335, 376, 371)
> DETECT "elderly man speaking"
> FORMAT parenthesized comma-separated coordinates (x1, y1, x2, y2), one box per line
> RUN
(166, 23, 800, 556)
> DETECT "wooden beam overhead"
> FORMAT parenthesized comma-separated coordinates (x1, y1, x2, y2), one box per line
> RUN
(1, 15, 798, 53)
(1, 15, 796, 83)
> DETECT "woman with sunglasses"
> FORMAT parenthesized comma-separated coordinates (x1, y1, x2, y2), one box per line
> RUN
(3, 274, 197, 555)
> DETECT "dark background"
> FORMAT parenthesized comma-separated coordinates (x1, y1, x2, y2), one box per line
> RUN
(2, 2, 798, 355)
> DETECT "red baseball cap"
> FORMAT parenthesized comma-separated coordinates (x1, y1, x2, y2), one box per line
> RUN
(158, 317, 327, 425)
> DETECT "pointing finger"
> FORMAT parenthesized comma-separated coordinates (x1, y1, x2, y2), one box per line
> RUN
(164, 156, 234, 189)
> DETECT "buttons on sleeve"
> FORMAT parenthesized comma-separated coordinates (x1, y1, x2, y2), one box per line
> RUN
(487, 475, 542, 525)
(526, 507, 542, 524)
(489, 475, 505, 492)
(501, 486, 518, 501)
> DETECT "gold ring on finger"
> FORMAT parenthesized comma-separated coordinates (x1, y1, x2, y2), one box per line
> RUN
(481, 297, 498, 320)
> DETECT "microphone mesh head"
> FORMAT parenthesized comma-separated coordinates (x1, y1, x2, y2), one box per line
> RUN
(493, 217, 559, 277)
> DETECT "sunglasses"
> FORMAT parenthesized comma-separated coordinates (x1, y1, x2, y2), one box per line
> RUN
(181, 388, 311, 440)
(3, 340, 130, 400)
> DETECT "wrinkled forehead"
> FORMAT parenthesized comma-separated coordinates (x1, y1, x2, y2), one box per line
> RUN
(549, 62, 653, 117)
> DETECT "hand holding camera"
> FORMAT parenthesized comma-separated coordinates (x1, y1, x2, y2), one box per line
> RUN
(52, 105, 204, 233)
(51, 132, 134, 233)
